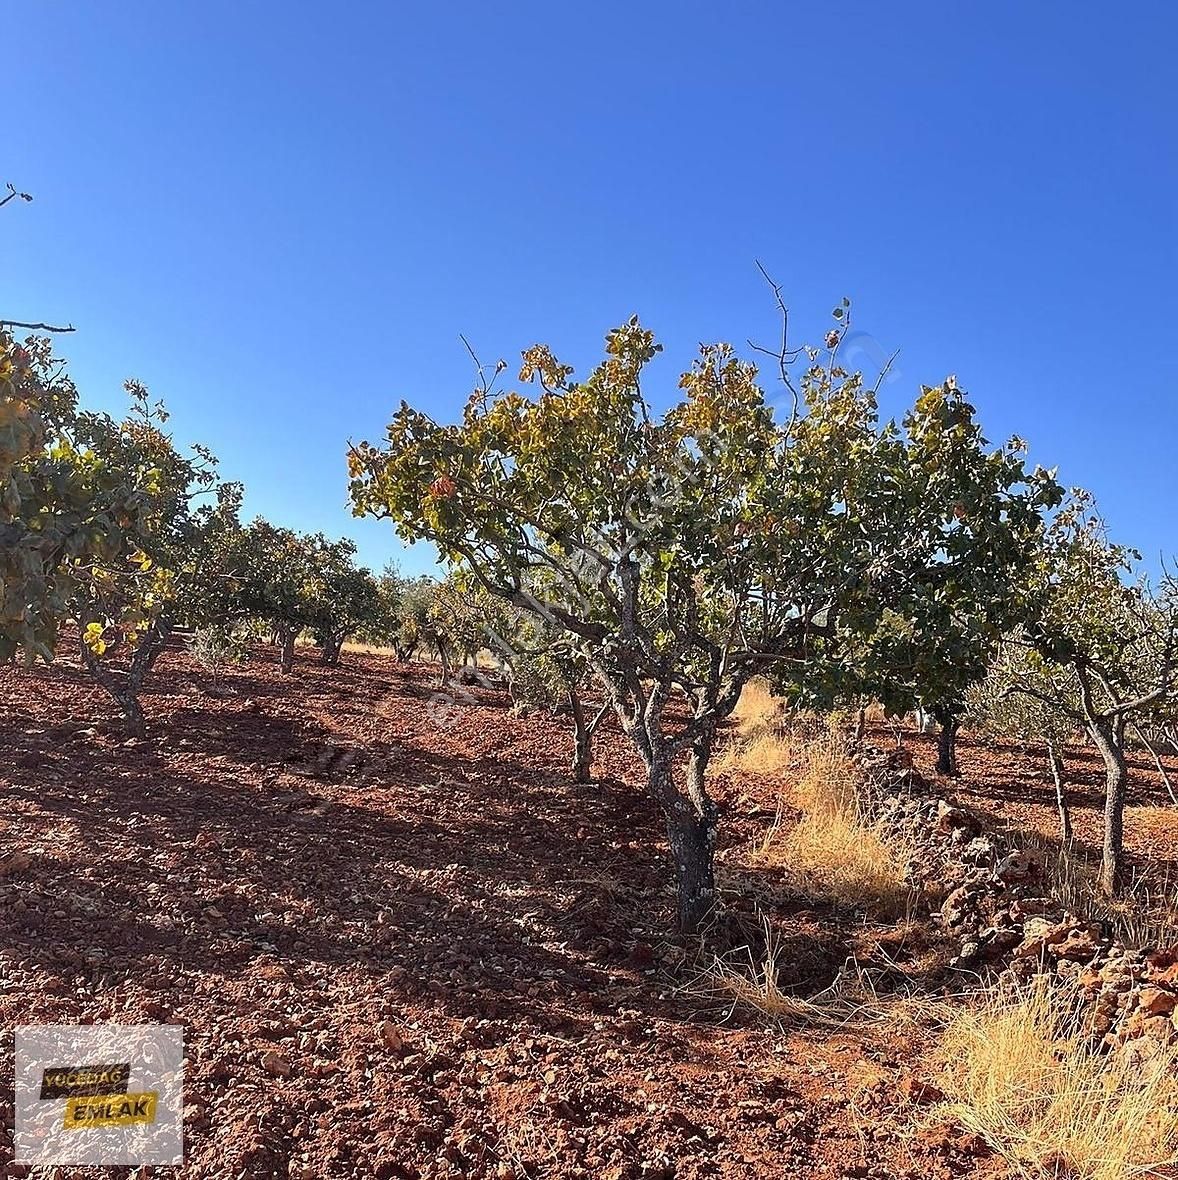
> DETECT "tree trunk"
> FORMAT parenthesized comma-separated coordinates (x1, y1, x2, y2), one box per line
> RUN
(854, 706, 866, 742)
(143, 619, 173, 675)
(321, 633, 344, 665)
(935, 711, 960, 777)
(79, 632, 149, 739)
(280, 629, 296, 674)
(641, 745, 719, 936)
(1090, 720, 1128, 896)
(116, 690, 147, 739)
(1047, 740, 1072, 843)
(568, 692, 610, 784)
(437, 641, 452, 688)
(570, 689, 592, 783)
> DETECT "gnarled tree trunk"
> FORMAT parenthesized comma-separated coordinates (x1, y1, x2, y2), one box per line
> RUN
(933, 708, 960, 777)
(321, 632, 346, 665)
(568, 690, 610, 784)
(641, 717, 720, 935)
(79, 617, 172, 738)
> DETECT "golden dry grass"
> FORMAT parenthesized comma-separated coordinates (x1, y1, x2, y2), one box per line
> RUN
(751, 730, 915, 918)
(934, 977, 1178, 1180)
(340, 640, 400, 657)
(1020, 833, 1178, 950)
(732, 676, 784, 733)
(714, 729, 800, 776)
(714, 677, 813, 776)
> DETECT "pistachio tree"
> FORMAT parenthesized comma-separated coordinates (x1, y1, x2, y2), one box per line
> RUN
(306, 541, 381, 665)
(350, 312, 1002, 932)
(1, 333, 163, 668)
(505, 607, 609, 783)
(389, 575, 445, 664)
(965, 639, 1081, 841)
(801, 379, 1059, 775)
(1016, 493, 1177, 894)
(235, 521, 329, 673)
(68, 384, 242, 734)
(356, 569, 445, 662)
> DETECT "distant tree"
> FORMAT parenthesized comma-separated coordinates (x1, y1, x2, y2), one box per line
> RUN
(234, 521, 326, 674)
(428, 574, 515, 685)
(348, 310, 1057, 932)
(1014, 493, 1178, 894)
(355, 565, 409, 654)
(303, 538, 380, 665)
(394, 576, 443, 664)
(506, 608, 608, 783)
(965, 638, 1081, 841)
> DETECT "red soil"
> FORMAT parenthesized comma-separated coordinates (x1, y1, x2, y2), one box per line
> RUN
(0, 643, 1085, 1179)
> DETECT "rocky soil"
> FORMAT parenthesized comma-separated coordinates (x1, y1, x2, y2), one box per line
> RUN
(1, 644, 1174, 1178)
(858, 745, 1178, 1056)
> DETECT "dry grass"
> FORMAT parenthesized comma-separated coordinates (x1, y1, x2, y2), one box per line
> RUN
(934, 976, 1178, 1180)
(714, 729, 801, 776)
(732, 677, 785, 735)
(713, 678, 831, 776)
(1023, 833, 1178, 950)
(751, 730, 915, 918)
(341, 640, 400, 657)
(696, 915, 928, 1029)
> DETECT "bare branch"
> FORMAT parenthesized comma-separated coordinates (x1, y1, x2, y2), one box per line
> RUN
(1, 319, 76, 334)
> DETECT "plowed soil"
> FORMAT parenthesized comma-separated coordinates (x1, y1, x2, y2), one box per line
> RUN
(7, 641, 1163, 1179)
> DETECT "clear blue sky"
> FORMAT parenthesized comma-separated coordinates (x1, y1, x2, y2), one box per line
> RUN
(6, 3, 1174, 576)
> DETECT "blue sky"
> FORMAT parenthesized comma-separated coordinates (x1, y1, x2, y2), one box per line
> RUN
(5, 3, 1174, 575)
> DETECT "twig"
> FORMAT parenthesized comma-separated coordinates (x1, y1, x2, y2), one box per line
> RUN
(1, 319, 77, 334)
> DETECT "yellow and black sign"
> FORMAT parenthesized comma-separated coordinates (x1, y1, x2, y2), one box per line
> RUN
(39, 1064, 131, 1100)
(63, 1092, 159, 1130)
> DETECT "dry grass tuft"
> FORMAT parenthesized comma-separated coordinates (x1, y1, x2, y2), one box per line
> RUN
(752, 730, 915, 918)
(731, 677, 785, 735)
(714, 729, 800, 776)
(697, 916, 928, 1029)
(714, 679, 798, 775)
(1022, 834, 1178, 950)
(935, 976, 1178, 1180)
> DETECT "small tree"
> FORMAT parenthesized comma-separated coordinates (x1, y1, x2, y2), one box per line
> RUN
(234, 521, 325, 674)
(355, 565, 412, 656)
(69, 382, 235, 734)
(428, 574, 516, 685)
(304, 539, 380, 665)
(393, 576, 443, 664)
(795, 379, 1059, 776)
(506, 609, 609, 783)
(1014, 493, 1177, 894)
(186, 621, 251, 687)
